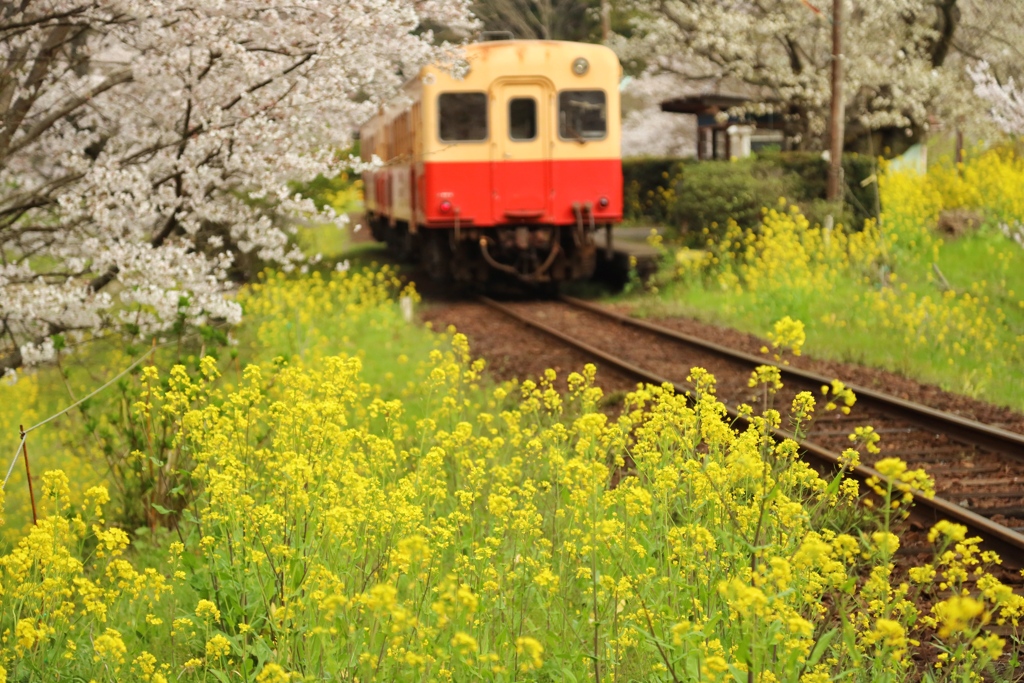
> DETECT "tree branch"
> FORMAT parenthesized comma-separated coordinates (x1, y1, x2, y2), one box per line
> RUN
(5, 68, 133, 158)
(0, 23, 74, 155)
(220, 52, 315, 112)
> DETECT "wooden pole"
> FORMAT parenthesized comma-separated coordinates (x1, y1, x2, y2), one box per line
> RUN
(827, 0, 845, 202)
(601, 0, 611, 41)
(20, 425, 37, 524)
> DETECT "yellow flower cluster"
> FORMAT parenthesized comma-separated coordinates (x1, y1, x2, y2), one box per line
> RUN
(927, 147, 1024, 226)
(767, 316, 806, 358)
(0, 268, 1020, 681)
(660, 148, 1024, 409)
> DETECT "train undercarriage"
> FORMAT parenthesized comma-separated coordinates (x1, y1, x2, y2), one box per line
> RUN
(371, 215, 611, 286)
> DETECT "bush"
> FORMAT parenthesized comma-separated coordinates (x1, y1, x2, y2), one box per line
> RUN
(645, 148, 1024, 409)
(768, 151, 879, 229)
(623, 157, 689, 224)
(666, 157, 797, 233)
(622, 153, 880, 238)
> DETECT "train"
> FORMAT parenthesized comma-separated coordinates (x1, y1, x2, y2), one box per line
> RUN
(359, 40, 623, 286)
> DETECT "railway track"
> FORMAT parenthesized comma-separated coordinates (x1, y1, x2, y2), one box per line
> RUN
(476, 294, 1024, 568)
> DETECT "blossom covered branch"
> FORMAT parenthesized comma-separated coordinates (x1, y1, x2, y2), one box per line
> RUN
(969, 62, 1024, 136)
(0, 0, 473, 371)
(614, 0, 1014, 149)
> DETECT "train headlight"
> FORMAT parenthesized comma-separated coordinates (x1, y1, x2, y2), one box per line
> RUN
(598, 196, 609, 209)
(572, 57, 589, 76)
(439, 200, 453, 214)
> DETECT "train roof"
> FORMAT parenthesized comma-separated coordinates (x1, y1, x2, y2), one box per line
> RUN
(461, 39, 618, 53)
(360, 40, 621, 131)
(437, 39, 619, 79)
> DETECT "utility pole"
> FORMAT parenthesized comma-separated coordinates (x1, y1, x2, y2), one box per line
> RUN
(601, 0, 611, 41)
(827, 0, 844, 202)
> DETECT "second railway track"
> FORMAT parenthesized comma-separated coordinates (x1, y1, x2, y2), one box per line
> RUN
(476, 294, 1024, 568)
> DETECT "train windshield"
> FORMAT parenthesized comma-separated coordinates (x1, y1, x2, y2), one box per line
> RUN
(559, 90, 606, 141)
(438, 93, 488, 142)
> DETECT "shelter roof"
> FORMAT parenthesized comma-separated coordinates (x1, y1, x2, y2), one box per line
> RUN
(660, 93, 755, 115)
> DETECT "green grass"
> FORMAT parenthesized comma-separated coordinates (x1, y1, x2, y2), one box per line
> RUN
(619, 273, 891, 367)
(616, 228, 1024, 410)
(295, 222, 352, 258)
(937, 231, 1024, 313)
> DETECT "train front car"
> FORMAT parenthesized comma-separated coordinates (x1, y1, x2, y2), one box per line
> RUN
(361, 41, 623, 286)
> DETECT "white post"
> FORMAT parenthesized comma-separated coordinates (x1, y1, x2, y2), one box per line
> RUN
(726, 125, 754, 159)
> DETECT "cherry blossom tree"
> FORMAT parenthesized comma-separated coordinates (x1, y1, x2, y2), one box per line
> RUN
(0, 0, 472, 372)
(620, 74, 695, 157)
(471, 0, 599, 41)
(614, 0, 972, 152)
(969, 62, 1024, 136)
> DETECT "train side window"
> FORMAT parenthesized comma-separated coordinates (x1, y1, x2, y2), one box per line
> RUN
(509, 98, 537, 141)
(438, 92, 488, 142)
(558, 90, 606, 141)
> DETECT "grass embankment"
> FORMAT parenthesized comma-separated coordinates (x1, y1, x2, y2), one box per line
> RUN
(2, 266, 1023, 681)
(625, 148, 1024, 410)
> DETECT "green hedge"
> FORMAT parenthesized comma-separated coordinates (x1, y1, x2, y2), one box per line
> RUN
(623, 157, 692, 225)
(623, 152, 880, 237)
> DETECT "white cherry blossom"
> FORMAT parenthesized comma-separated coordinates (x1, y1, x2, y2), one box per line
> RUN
(616, 0, 1019, 150)
(1, 0, 473, 370)
(969, 62, 1024, 136)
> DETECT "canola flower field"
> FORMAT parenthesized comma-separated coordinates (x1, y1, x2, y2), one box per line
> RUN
(636, 147, 1024, 410)
(1, 269, 1023, 682)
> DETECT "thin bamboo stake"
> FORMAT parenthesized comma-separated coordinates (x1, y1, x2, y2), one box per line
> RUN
(20, 425, 37, 524)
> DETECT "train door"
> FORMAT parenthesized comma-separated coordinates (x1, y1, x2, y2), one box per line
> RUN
(490, 81, 551, 221)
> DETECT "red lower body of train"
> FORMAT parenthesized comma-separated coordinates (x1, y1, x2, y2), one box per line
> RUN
(364, 158, 622, 284)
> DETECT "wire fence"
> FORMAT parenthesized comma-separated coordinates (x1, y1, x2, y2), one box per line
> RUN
(0, 330, 223, 523)
(3, 347, 161, 483)
(1, 318, 238, 497)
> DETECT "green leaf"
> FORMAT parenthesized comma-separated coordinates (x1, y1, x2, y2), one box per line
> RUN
(152, 503, 172, 515)
(555, 666, 578, 683)
(841, 621, 862, 665)
(807, 627, 838, 668)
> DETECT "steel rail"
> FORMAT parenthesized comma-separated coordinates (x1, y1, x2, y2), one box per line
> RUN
(477, 295, 1024, 566)
(562, 295, 1024, 461)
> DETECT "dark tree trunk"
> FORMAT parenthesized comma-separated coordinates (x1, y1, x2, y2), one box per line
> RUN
(929, 0, 961, 67)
